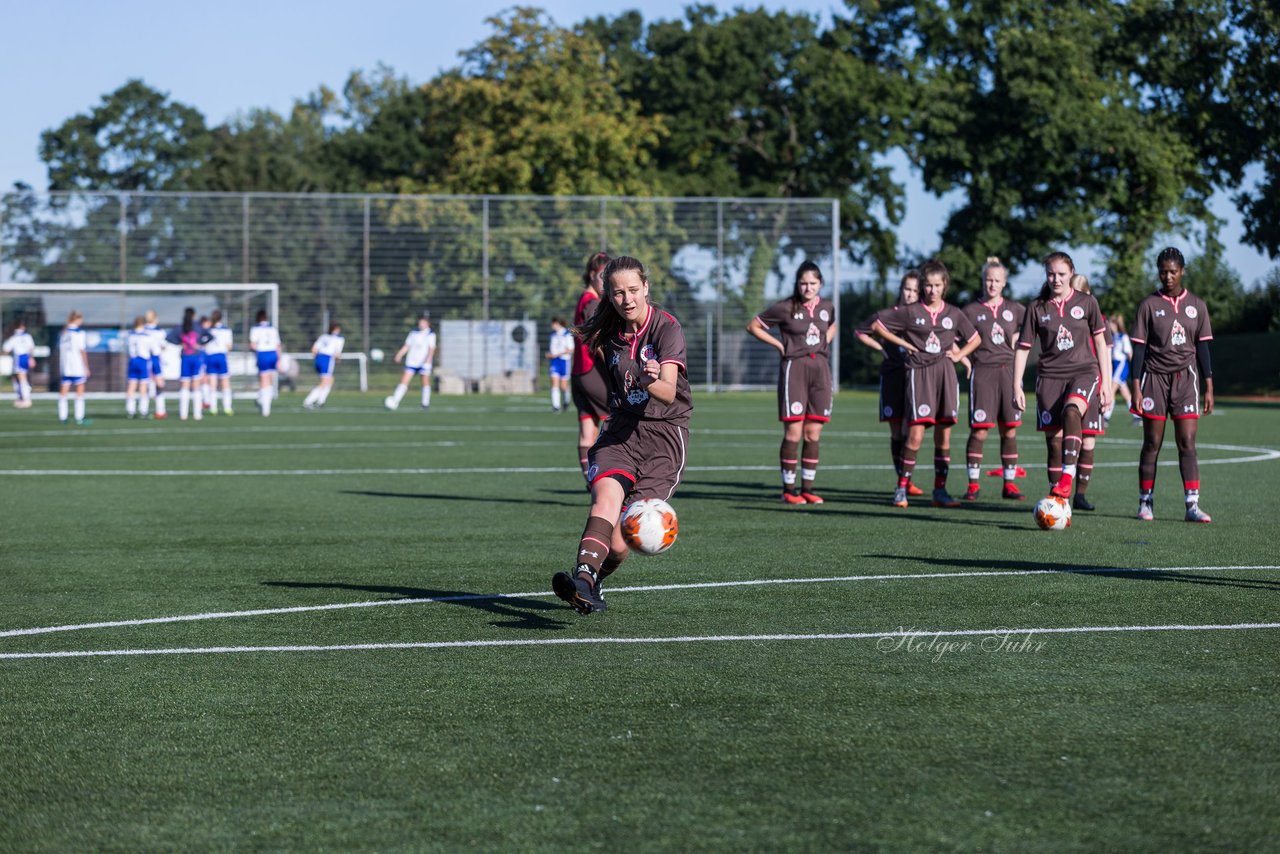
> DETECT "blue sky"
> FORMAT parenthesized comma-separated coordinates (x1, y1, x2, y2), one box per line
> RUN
(1, 0, 1272, 290)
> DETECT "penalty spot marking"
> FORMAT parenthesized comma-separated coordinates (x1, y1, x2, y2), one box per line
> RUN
(2, 564, 1277, 639)
(2, 622, 1279, 660)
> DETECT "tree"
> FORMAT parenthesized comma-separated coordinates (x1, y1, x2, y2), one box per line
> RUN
(39, 79, 210, 192)
(1222, 0, 1280, 256)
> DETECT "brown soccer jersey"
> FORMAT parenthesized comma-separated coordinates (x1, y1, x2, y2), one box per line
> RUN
(1018, 291, 1106, 378)
(599, 305, 693, 426)
(1131, 290, 1213, 374)
(964, 298, 1025, 367)
(875, 302, 979, 369)
(755, 297, 835, 360)
(859, 307, 910, 372)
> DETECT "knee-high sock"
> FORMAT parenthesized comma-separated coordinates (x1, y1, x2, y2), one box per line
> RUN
(934, 452, 950, 490)
(1076, 446, 1094, 495)
(575, 516, 614, 578)
(891, 437, 904, 478)
(1000, 432, 1019, 482)
(899, 445, 918, 486)
(780, 438, 799, 491)
(966, 432, 984, 482)
(800, 438, 819, 493)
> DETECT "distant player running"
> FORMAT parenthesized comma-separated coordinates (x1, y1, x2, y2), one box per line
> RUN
(2, 318, 36, 408)
(1129, 247, 1215, 523)
(546, 317, 573, 413)
(961, 257, 1026, 501)
(385, 313, 436, 410)
(1012, 252, 1111, 503)
(552, 256, 692, 615)
(746, 260, 837, 504)
(303, 323, 345, 409)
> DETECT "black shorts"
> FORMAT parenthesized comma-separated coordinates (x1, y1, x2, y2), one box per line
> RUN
(879, 366, 907, 422)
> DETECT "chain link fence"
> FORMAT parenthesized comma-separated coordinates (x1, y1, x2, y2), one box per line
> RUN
(1, 191, 841, 390)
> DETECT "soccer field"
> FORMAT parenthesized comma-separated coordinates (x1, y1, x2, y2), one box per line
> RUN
(2, 391, 1278, 850)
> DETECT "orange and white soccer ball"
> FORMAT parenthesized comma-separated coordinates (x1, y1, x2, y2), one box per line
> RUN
(620, 498, 679, 555)
(1033, 495, 1072, 530)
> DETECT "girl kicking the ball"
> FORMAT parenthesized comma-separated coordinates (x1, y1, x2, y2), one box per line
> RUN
(552, 256, 693, 615)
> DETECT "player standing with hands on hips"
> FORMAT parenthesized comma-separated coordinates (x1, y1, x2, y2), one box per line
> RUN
(1129, 247, 1215, 522)
(1012, 252, 1111, 503)
(746, 261, 837, 504)
(552, 256, 692, 615)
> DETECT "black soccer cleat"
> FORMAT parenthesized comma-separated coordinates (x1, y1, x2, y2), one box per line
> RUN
(1072, 494, 1096, 512)
(552, 568, 606, 615)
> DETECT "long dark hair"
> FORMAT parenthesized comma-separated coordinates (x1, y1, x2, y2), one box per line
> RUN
(1037, 251, 1076, 301)
(789, 261, 823, 315)
(582, 251, 611, 288)
(577, 255, 648, 352)
(182, 307, 195, 334)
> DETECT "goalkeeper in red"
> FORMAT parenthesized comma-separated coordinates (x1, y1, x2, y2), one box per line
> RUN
(552, 256, 692, 615)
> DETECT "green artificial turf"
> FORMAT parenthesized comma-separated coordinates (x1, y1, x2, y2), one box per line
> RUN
(2, 391, 1278, 850)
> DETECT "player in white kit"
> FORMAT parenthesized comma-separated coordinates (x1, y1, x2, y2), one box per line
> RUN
(58, 310, 91, 424)
(303, 323, 345, 409)
(248, 310, 281, 417)
(125, 316, 154, 418)
(2, 318, 36, 408)
(546, 317, 574, 413)
(144, 309, 169, 419)
(204, 309, 234, 415)
(385, 314, 436, 411)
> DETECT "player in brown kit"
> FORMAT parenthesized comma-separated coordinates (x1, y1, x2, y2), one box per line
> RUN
(961, 257, 1027, 501)
(1012, 252, 1111, 504)
(747, 261, 837, 504)
(552, 256, 693, 614)
(873, 259, 981, 508)
(856, 270, 925, 497)
(1129, 247, 1214, 523)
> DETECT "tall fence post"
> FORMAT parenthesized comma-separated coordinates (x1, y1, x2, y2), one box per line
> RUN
(363, 196, 371, 357)
(241, 194, 250, 284)
(716, 199, 725, 390)
(831, 198, 840, 388)
(118, 194, 127, 284)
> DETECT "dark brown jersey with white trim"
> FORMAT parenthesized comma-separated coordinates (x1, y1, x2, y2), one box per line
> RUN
(600, 305, 692, 425)
(875, 302, 978, 369)
(1018, 291, 1105, 378)
(964, 298, 1025, 367)
(755, 297, 835, 360)
(1131, 290, 1213, 374)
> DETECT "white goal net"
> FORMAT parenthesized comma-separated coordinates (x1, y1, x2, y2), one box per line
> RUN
(0, 283, 280, 397)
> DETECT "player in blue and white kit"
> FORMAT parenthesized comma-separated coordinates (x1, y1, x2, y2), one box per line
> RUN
(58, 310, 90, 425)
(144, 309, 169, 419)
(303, 323, 344, 409)
(204, 309, 234, 415)
(385, 314, 436, 410)
(546, 317, 573, 413)
(125, 316, 154, 418)
(169, 307, 207, 421)
(2, 318, 36, 408)
(248, 310, 281, 417)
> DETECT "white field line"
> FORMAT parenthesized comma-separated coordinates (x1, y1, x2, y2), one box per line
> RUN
(3, 564, 1277, 640)
(3, 622, 1279, 660)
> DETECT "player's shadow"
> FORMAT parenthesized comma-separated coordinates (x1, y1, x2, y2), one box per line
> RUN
(340, 489, 579, 508)
(865, 554, 1280, 592)
(262, 580, 571, 631)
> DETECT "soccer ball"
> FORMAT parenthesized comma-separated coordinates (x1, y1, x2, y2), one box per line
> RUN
(620, 498, 679, 556)
(383, 395, 397, 410)
(370, 347, 385, 363)
(1033, 495, 1072, 530)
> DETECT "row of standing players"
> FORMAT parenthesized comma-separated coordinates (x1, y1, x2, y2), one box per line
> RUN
(550, 246, 1213, 616)
(1, 309, 441, 420)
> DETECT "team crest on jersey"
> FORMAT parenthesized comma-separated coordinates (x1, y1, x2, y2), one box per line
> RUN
(942, 317, 954, 330)
(805, 323, 820, 347)
(974, 408, 988, 423)
(1142, 397, 1155, 411)
(790, 401, 804, 416)
(990, 323, 1006, 346)
(1170, 320, 1187, 346)
(819, 309, 830, 322)
(1002, 309, 1013, 322)
(918, 404, 932, 417)
(1055, 324, 1074, 351)
(640, 344, 656, 362)
(1070, 306, 1085, 320)
(1185, 306, 1198, 319)
(924, 331, 942, 354)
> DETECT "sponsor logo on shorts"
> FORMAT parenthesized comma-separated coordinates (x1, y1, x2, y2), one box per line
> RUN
(883, 405, 894, 417)
(1040, 411, 1052, 425)
(587, 464, 599, 481)
(1142, 397, 1155, 411)
(974, 408, 987, 422)
(918, 404, 932, 417)
(790, 401, 804, 416)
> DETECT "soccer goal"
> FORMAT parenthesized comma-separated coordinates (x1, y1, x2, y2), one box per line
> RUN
(0, 282, 278, 398)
